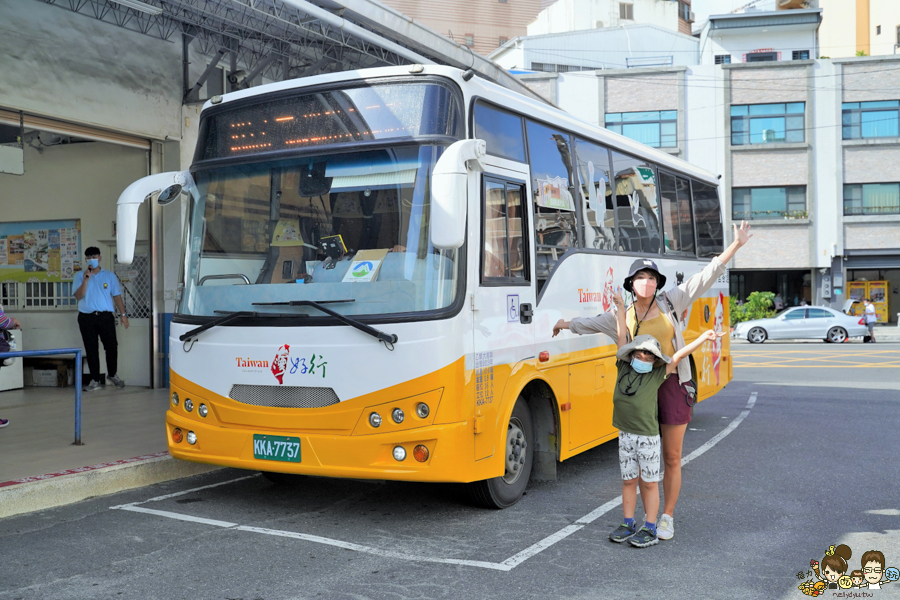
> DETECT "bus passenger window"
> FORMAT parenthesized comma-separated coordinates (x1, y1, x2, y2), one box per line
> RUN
(482, 179, 527, 282)
(610, 152, 661, 254)
(658, 171, 695, 255)
(474, 102, 526, 163)
(692, 180, 725, 257)
(526, 120, 579, 288)
(573, 138, 615, 250)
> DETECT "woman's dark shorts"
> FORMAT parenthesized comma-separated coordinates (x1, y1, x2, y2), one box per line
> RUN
(658, 375, 693, 426)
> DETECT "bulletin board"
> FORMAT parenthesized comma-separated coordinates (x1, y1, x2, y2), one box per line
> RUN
(0, 219, 82, 282)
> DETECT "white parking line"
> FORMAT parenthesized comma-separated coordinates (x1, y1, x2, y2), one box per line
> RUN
(111, 393, 758, 571)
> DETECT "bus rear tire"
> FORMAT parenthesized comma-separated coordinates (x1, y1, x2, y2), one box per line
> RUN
(261, 471, 306, 486)
(467, 398, 534, 509)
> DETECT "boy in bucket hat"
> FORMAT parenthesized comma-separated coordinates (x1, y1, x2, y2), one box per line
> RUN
(607, 291, 724, 548)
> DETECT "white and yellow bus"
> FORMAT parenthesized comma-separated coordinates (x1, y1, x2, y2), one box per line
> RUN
(116, 65, 731, 508)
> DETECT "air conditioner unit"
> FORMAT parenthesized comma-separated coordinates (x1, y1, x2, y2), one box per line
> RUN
(688, 11, 696, 22)
(594, 20, 604, 28)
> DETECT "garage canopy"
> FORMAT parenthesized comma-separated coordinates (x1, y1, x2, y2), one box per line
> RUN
(42, 0, 549, 104)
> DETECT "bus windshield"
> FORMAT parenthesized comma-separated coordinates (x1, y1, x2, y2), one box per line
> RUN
(179, 144, 461, 319)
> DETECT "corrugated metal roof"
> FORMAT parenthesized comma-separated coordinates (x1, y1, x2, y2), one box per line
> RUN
(709, 8, 821, 30)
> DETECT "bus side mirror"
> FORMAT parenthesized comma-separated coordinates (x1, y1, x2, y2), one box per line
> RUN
(116, 171, 194, 264)
(430, 139, 486, 250)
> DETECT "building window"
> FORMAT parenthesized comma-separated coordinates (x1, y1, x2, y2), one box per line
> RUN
(876, 25, 881, 35)
(715, 54, 731, 64)
(530, 62, 592, 73)
(732, 186, 806, 220)
(792, 50, 809, 60)
(731, 103, 805, 145)
(499, 37, 508, 46)
(619, 3, 633, 20)
(499, 0, 507, 3)
(842, 101, 900, 139)
(605, 110, 677, 148)
(843, 183, 900, 215)
(464, 34, 475, 47)
(679, 1, 691, 21)
(747, 51, 778, 62)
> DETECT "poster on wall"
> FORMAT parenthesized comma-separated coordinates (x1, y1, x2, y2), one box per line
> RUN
(0, 219, 81, 282)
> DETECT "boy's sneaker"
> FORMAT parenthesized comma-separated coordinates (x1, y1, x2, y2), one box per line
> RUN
(628, 526, 659, 548)
(609, 521, 638, 543)
(108, 374, 125, 388)
(83, 380, 103, 392)
(657, 514, 674, 540)
(0, 418, 8, 428)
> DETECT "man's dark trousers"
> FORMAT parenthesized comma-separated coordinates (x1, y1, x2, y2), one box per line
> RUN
(77, 311, 118, 384)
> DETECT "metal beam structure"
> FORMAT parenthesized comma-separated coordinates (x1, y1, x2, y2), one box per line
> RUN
(41, 0, 551, 104)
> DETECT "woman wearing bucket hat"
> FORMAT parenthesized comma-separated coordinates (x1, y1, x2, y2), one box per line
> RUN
(553, 220, 752, 540)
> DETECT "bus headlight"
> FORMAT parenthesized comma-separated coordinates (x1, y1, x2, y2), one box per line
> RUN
(415, 403, 429, 418)
(184, 398, 193, 412)
(369, 412, 382, 427)
(392, 408, 404, 423)
(392, 446, 406, 461)
(198, 404, 208, 418)
(187, 431, 197, 445)
(171, 392, 179, 406)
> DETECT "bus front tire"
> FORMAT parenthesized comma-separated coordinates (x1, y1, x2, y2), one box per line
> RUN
(467, 399, 534, 509)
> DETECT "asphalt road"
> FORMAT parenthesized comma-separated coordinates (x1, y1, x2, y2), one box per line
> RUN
(2, 344, 899, 600)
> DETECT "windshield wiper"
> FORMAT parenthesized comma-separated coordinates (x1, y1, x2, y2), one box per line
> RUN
(179, 310, 307, 342)
(252, 299, 399, 347)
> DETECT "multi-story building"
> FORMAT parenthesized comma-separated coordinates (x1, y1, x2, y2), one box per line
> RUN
(818, 0, 900, 58)
(508, 6, 900, 321)
(527, 0, 692, 36)
(379, 0, 543, 56)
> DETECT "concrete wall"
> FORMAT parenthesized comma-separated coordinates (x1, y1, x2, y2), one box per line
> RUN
(732, 224, 811, 269)
(844, 218, 900, 249)
(605, 73, 679, 112)
(842, 60, 900, 102)
(0, 0, 181, 141)
(730, 66, 808, 105)
(731, 149, 808, 187)
(842, 145, 900, 183)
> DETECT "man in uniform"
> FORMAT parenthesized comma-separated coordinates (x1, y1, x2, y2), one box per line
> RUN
(73, 247, 129, 391)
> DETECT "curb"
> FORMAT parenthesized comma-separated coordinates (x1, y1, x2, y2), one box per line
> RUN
(0, 453, 222, 519)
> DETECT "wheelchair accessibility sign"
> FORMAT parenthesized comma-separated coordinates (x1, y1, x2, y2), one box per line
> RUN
(507, 295, 519, 323)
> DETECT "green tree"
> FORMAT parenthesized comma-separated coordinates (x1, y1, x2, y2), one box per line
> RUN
(729, 296, 746, 325)
(743, 291, 776, 321)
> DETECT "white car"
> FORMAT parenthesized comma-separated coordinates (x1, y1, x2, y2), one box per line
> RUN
(732, 306, 868, 344)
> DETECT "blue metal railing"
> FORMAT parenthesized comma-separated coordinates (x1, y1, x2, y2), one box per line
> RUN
(0, 348, 84, 445)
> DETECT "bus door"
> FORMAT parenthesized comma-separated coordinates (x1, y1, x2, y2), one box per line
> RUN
(473, 174, 535, 461)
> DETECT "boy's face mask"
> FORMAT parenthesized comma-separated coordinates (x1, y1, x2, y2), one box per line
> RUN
(87, 258, 99, 269)
(631, 356, 654, 373)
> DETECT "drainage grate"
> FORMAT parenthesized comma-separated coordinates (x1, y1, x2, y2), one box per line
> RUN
(228, 384, 341, 409)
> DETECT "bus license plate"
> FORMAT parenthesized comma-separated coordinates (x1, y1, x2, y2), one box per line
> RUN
(253, 434, 302, 463)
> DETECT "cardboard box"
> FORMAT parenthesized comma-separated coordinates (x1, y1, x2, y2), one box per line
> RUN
(32, 369, 57, 387)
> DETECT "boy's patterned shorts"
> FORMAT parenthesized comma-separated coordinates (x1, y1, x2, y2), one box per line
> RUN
(618, 431, 662, 482)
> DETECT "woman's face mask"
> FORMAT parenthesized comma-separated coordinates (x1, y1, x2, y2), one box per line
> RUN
(631, 274, 657, 298)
